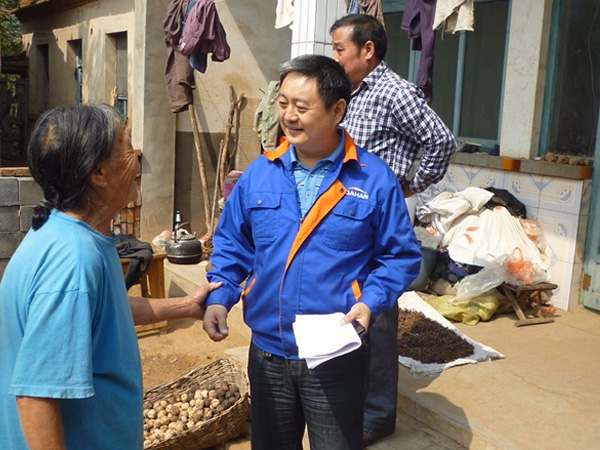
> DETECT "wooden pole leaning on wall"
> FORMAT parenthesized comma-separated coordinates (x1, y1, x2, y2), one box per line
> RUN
(188, 104, 212, 235)
(219, 85, 245, 192)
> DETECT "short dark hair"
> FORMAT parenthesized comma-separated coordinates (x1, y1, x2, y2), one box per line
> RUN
(279, 54, 352, 109)
(27, 103, 125, 229)
(330, 14, 387, 61)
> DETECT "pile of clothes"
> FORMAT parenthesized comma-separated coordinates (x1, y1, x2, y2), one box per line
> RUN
(412, 186, 551, 323)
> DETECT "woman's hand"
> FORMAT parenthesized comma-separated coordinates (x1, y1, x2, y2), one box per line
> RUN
(183, 281, 224, 320)
(129, 281, 222, 325)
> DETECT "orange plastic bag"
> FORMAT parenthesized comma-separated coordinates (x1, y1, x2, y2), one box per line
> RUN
(505, 247, 535, 284)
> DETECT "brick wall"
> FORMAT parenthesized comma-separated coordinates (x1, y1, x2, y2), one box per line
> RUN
(0, 176, 43, 280)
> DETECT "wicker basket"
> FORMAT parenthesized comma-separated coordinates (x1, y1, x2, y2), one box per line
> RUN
(143, 357, 249, 450)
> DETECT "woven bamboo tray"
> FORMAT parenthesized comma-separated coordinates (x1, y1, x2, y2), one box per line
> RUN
(143, 357, 249, 450)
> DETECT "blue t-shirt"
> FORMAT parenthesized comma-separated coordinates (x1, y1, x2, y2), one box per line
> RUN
(0, 210, 143, 449)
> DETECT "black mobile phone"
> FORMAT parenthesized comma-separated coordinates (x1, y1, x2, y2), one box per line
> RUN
(352, 321, 367, 339)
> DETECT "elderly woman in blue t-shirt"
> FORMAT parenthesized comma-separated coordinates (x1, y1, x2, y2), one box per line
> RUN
(0, 103, 221, 450)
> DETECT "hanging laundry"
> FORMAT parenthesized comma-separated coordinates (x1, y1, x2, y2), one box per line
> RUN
(275, 0, 294, 29)
(163, 0, 195, 113)
(401, 0, 437, 102)
(253, 80, 282, 150)
(434, 0, 474, 34)
(179, 0, 231, 73)
(357, 0, 385, 28)
(346, 0, 360, 15)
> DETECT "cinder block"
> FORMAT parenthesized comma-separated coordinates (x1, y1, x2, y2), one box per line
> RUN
(0, 206, 19, 232)
(18, 177, 43, 206)
(20, 205, 35, 232)
(0, 178, 18, 206)
(0, 232, 22, 258)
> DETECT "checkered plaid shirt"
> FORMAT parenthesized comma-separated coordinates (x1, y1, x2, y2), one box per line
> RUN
(341, 61, 456, 193)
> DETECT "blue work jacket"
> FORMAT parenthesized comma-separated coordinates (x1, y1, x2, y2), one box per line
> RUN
(206, 130, 421, 359)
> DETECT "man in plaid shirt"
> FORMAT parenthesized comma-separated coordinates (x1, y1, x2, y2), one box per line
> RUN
(330, 13, 456, 447)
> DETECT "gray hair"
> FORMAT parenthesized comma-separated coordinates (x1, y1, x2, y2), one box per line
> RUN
(28, 103, 125, 229)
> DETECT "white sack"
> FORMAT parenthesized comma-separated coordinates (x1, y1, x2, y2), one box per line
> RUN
(444, 206, 548, 269)
(398, 291, 504, 377)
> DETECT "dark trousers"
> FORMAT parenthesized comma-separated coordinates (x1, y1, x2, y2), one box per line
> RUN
(363, 303, 399, 432)
(248, 342, 367, 450)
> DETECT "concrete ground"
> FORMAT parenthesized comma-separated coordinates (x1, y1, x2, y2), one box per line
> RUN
(389, 306, 600, 450)
(165, 259, 600, 450)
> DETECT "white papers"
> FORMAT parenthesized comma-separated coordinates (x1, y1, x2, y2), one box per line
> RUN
(293, 313, 362, 369)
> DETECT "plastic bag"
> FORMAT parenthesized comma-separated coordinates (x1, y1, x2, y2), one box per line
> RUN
(426, 294, 500, 325)
(453, 259, 515, 301)
(453, 247, 548, 301)
(505, 247, 535, 283)
(519, 217, 548, 254)
(151, 230, 172, 250)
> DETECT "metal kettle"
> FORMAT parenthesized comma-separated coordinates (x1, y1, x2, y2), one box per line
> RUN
(165, 222, 203, 264)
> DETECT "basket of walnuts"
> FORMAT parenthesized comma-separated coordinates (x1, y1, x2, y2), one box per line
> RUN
(142, 357, 249, 450)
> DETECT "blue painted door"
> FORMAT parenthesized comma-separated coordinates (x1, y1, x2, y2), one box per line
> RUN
(582, 109, 600, 311)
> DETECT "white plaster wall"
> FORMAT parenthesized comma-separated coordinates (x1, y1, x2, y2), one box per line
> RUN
(499, 1, 553, 158)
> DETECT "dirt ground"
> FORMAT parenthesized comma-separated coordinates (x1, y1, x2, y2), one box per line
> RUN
(137, 316, 253, 450)
(137, 317, 250, 391)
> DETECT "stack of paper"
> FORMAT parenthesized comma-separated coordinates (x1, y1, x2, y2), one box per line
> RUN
(293, 313, 362, 369)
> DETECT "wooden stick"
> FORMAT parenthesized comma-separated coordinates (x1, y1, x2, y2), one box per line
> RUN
(188, 104, 212, 235)
(210, 139, 225, 235)
(219, 85, 245, 191)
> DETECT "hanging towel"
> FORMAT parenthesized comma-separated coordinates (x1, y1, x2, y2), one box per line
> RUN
(275, 0, 294, 29)
(433, 0, 474, 34)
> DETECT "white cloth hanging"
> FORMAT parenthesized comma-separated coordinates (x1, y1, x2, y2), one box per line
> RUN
(433, 0, 474, 34)
(275, 0, 294, 29)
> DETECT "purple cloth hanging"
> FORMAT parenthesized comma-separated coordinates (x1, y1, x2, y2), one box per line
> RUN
(401, 0, 437, 103)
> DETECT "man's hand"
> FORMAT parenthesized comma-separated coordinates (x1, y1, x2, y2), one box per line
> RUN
(402, 181, 415, 198)
(340, 302, 372, 332)
(203, 304, 229, 341)
(183, 281, 223, 320)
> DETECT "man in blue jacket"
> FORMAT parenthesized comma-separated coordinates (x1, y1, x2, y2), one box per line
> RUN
(203, 54, 421, 450)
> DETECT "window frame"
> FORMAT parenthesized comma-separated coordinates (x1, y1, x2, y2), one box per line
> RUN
(383, 0, 511, 151)
(538, 0, 600, 158)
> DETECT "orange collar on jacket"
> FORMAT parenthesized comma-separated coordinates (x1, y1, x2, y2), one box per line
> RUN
(263, 128, 359, 165)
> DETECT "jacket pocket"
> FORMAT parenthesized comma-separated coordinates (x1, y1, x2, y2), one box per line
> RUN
(248, 192, 281, 243)
(324, 199, 374, 251)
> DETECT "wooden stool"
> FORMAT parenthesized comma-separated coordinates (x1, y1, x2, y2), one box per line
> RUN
(497, 282, 557, 327)
(121, 245, 169, 336)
